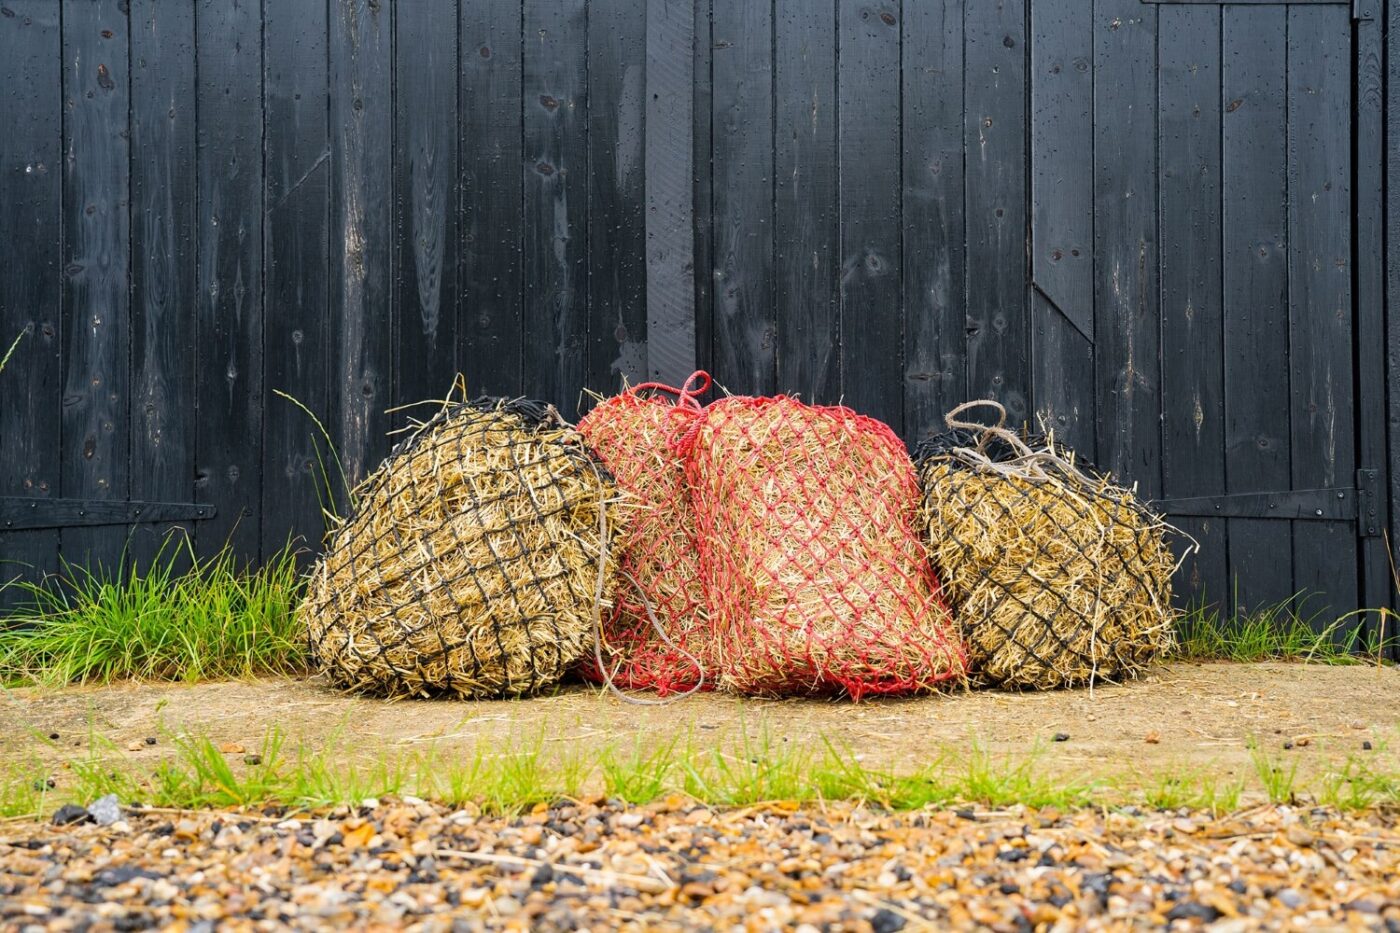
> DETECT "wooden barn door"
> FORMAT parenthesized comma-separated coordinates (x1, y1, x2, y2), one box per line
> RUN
(1030, 0, 1388, 637)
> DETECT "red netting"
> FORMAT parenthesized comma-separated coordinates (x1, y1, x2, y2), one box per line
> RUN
(679, 395, 967, 699)
(575, 374, 712, 696)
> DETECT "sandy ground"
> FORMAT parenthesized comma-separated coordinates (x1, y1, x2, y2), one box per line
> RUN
(4, 662, 1396, 791)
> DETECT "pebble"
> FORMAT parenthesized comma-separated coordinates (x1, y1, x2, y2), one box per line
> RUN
(2, 799, 1396, 929)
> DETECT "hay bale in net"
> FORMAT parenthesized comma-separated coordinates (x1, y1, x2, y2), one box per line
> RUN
(301, 396, 615, 699)
(575, 373, 712, 696)
(916, 401, 1179, 691)
(681, 396, 966, 699)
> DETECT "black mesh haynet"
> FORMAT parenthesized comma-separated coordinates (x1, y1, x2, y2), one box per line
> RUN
(301, 395, 615, 699)
(915, 425, 1177, 690)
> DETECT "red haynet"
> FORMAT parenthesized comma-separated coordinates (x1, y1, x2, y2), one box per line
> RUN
(679, 395, 966, 699)
(576, 373, 713, 696)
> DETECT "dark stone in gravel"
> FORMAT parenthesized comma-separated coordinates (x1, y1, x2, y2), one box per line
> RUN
(996, 849, 1028, 862)
(144, 737, 157, 746)
(94, 866, 161, 887)
(52, 804, 91, 826)
(1166, 902, 1223, 922)
(1228, 879, 1248, 894)
(531, 865, 554, 888)
(870, 908, 906, 933)
(1364, 741, 1373, 751)
(999, 882, 1020, 895)
(1053, 733, 1070, 742)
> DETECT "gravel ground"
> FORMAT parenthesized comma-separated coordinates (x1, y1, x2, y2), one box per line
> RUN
(3, 797, 1397, 931)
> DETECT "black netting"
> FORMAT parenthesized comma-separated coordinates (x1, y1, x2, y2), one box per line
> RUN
(915, 425, 1177, 690)
(301, 396, 615, 699)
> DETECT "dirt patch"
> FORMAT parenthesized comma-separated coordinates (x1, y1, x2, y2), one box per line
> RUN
(3, 662, 1396, 788)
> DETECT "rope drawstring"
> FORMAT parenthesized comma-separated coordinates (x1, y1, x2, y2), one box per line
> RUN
(629, 370, 712, 413)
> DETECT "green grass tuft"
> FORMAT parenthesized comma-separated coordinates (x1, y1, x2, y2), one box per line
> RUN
(1172, 599, 1393, 665)
(0, 538, 306, 687)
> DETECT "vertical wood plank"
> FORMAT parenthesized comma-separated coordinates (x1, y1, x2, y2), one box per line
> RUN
(1030, 0, 1094, 457)
(394, 0, 459, 416)
(128, 0, 197, 570)
(0, 1, 62, 605)
(522, 0, 589, 413)
(587, 0, 647, 397)
(329, 0, 393, 494)
(645, 0, 697, 387)
(1353, 3, 1389, 635)
(711, 0, 774, 395)
(1388, 0, 1400, 643)
(1286, 5, 1357, 629)
(460, 0, 524, 398)
(774, 0, 837, 403)
(1093, 0, 1159, 496)
(838, 1, 902, 431)
(263, 0, 330, 559)
(902, 0, 964, 445)
(1221, 7, 1293, 612)
(582, 0, 641, 395)
(195, 0, 263, 563)
(965, 0, 1029, 427)
(1158, 6, 1226, 609)
(60, 0, 131, 572)
(692, 0, 715, 382)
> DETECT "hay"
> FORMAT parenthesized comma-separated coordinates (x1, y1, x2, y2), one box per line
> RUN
(683, 396, 966, 698)
(301, 396, 615, 699)
(576, 376, 710, 696)
(917, 405, 1178, 690)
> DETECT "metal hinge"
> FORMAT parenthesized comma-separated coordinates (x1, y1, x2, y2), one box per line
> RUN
(1356, 468, 1381, 536)
(0, 498, 215, 532)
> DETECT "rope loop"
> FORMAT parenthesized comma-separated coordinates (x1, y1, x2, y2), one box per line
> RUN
(629, 370, 712, 413)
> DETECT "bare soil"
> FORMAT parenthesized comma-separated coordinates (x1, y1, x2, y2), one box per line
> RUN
(4, 662, 1396, 788)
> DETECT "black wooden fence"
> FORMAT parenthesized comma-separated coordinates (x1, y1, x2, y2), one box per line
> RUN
(1, 0, 1397, 643)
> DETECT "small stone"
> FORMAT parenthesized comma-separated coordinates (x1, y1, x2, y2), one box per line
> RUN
(361, 797, 380, 810)
(1294, 736, 1310, 747)
(87, 794, 123, 827)
(244, 754, 262, 766)
(492, 896, 522, 916)
(1362, 741, 1373, 751)
(1282, 742, 1294, 750)
(1349, 719, 1365, 729)
(1052, 733, 1070, 743)
(1144, 731, 1161, 744)
(616, 812, 644, 828)
(47, 732, 59, 741)
(51, 804, 90, 826)
(1166, 903, 1222, 923)
(144, 736, 157, 746)
(1277, 889, 1306, 910)
(1286, 826, 1314, 848)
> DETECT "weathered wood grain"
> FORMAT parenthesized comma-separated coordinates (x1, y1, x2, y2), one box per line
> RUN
(1030, 0, 1094, 458)
(60, 0, 131, 573)
(195, 0, 264, 564)
(774, 0, 837, 404)
(587, 0, 647, 398)
(460, 0, 524, 398)
(394, 0, 459, 420)
(645, 0, 697, 387)
(1221, 7, 1294, 612)
(837, 1, 903, 432)
(1158, 5, 1226, 609)
(262, 0, 331, 559)
(711, 0, 775, 395)
(902, 0, 964, 447)
(0, 0, 62, 607)
(965, 0, 1029, 428)
(1286, 4, 1357, 629)
(329, 0, 393, 496)
(522, 0, 589, 412)
(129, 0, 197, 571)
